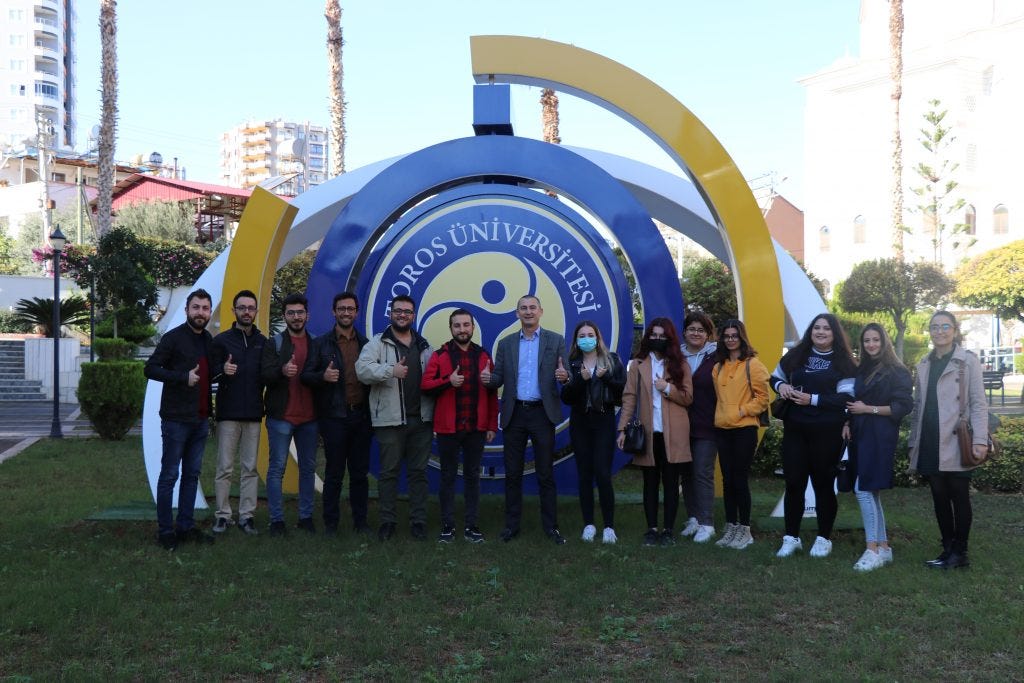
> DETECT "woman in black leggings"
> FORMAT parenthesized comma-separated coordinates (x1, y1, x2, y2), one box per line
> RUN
(908, 311, 988, 569)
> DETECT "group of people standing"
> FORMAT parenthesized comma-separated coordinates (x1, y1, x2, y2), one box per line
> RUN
(145, 289, 989, 569)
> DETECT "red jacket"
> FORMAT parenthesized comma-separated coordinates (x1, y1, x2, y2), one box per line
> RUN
(421, 341, 499, 434)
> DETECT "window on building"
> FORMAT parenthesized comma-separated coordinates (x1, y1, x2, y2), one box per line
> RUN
(10, 59, 26, 71)
(853, 215, 867, 244)
(34, 82, 58, 98)
(993, 204, 1009, 234)
(10, 9, 25, 20)
(964, 205, 976, 235)
(819, 225, 830, 252)
(966, 143, 977, 172)
(9, 34, 25, 47)
(50, 172, 65, 182)
(309, 143, 324, 156)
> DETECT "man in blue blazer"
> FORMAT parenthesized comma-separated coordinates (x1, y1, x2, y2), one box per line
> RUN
(481, 295, 569, 544)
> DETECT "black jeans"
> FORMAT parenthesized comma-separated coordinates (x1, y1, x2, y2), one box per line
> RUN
(715, 426, 758, 526)
(642, 432, 681, 531)
(569, 409, 616, 528)
(928, 473, 973, 553)
(503, 402, 558, 533)
(437, 430, 486, 528)
(319, 409, 372, 529)
(782, 421, 845, 538)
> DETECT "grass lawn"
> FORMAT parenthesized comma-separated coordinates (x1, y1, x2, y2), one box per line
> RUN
(1, 436, 1023, 681)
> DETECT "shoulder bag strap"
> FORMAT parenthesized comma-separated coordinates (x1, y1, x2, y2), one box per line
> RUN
(957, 359, 968, 419)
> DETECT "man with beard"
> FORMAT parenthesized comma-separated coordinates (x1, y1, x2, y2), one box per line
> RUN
(422, 309, 498, 543)
(301, 291, 372, 536)
(261, 293, 317, 536)
(144, 288, 217, 551)
(355, 295, 435, 541)
(481, 295, 569, 545)
(210, 290, 266, 536)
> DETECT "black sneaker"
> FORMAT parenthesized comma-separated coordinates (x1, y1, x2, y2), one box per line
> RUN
(269, 521, 287, 537)
(378, 522, 396, 542)
(464, 526, 485, 544)
(212, 517, 231, 534)
(659, 529, 676, 547)
(411, 522, 428, 541)
(438, 525, 455, 543)
(499, 527, 519, 543)
(158, 532, 177, 551)
(643, 529, 659, 547)
(547, 529, 567, 545)
(296, 518, 316, 534)
(176, 527, 215, 545)
(239, 518, 258, 536)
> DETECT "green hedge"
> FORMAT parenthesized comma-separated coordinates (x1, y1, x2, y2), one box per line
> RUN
(92, 337, 137, 361)
(76, 361, 146, 440)
(1015, 353, 1023, 374)
(0, 309, 33, 334)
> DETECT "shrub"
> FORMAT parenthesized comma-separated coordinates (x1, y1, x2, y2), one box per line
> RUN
(973, 417, 1024, 493)
(0, 309, 33, 334)
(76, 361, 146, 440)
(95, 305, 156, 344)
(1015, 353, 1023, 374)
(92, 337, 137, 361)
(752, 421, 783, 477)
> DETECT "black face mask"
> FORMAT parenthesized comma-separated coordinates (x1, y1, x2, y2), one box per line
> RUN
(648, 338, 668, 354)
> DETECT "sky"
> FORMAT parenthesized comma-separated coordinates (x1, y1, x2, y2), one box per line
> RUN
(73, 1, 862, 208)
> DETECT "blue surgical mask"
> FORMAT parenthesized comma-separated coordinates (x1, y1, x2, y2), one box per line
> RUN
(577, 337, 598, 352)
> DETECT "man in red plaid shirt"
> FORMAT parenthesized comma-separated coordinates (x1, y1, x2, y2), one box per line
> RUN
(422, 309, 498, 543)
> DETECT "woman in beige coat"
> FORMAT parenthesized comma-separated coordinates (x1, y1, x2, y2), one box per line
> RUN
(908, 310, 988, 570)
(617, 318, 693, 546)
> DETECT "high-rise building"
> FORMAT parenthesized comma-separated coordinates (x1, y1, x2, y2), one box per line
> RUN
(0, 0, 76, 151)
(219, 119, 328, 195)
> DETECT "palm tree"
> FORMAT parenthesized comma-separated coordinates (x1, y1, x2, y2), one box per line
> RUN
(889, 0, 905, 260)
(96, 0, 117, 239)
(540, 89, 561, 144)
(325, 0, 346, 177)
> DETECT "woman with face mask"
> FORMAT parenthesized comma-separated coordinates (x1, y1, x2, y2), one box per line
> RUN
(617, 318, 694, 546)
(844, 323, 913, 572)
(561, 320, 626, 543)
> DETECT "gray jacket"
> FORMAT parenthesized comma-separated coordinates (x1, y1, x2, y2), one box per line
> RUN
(486, 327, 567, 428)
(355, 326, 435, 427)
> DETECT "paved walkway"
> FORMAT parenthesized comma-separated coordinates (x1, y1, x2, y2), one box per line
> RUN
(0, 402, 107, 463)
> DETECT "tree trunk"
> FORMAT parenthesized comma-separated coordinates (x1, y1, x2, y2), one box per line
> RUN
(894, 315, 906, 361)
(540, 89, 561, 145)
(325, 0, 346, 177)
(96, 0, 118, 239)
(889, 0, 905, 260)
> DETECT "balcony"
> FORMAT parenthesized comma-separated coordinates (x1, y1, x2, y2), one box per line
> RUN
(241, 151, 267, 162)
(33, 40, 58, 57)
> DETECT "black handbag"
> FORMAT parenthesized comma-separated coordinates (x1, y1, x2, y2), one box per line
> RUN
(769, 397, 789, 421)
(621, 416, 646, 454)
(836, 442, 856, 493)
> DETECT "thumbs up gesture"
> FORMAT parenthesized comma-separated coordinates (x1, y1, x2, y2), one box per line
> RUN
(654, 372, 669, 394)
(188, 363, 201, 386)
(480, 359, 492, 385)
(555, 357, 569, 384)
(283, 353, 298, 378)
(392, 354, 409, 379)
(450, 364, 464, 388)
(223, 353, 237, 376)
(324, 359, 339, 383)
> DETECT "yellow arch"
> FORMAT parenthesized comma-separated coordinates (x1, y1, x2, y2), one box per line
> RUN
(470, 35, 784, 361)
(222, 187, 301, 490)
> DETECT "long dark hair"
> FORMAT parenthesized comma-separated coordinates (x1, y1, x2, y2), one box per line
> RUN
(636, 317, 685, 387)
(858, 322, 904, 384)
(781, 313, 857, 376)
(713, 319, 757, 364)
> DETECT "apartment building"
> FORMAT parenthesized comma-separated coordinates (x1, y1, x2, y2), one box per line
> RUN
(219, 119, 328, 195)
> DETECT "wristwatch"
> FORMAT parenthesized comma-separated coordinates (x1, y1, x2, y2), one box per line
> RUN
(872, 406, 879, 415)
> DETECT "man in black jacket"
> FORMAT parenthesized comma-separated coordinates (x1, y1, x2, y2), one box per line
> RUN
(210, 290, 266, 536)
(144, 288, 216, 550)
(261, 293, 318, 536)
(301, 291, 372, 535)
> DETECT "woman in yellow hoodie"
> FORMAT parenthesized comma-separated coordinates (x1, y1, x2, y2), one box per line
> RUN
(712, 319, 770, 550)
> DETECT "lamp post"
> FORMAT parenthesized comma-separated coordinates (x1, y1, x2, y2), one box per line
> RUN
(49, 225, 66, 439)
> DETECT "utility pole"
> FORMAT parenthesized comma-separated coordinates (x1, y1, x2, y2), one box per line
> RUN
(35, 112, 55, 249)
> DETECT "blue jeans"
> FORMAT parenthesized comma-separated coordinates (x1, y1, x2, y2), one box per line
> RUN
(156, 419, 210, 537)
(265, 417, 319, 523)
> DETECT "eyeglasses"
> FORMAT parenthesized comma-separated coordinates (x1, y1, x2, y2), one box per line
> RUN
(335, 306, 357, 313)
(722, 334, 740, 340)
(929, 323, 953, 332)
(234, 305, 257, 312)
(684, 327, 706, 334)
(391, 308, 415, 317)
(284, 310, 306, 317)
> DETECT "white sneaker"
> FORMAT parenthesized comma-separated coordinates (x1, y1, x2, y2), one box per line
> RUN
(853, 548, 883, 572)
(680, 517, 700, 537)
(716, 523, 739, 547)
(729, 525, 754, 550)
(776, 535, 803, 557)
(809, 536, 833, 558)
(581, 524, 597, 542)
(602, 527, 617, 544)
(878, 547, 893, 564)
(693, 525, 715, 543)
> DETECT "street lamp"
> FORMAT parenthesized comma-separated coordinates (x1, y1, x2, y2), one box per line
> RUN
(49, 225, 66, 439)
